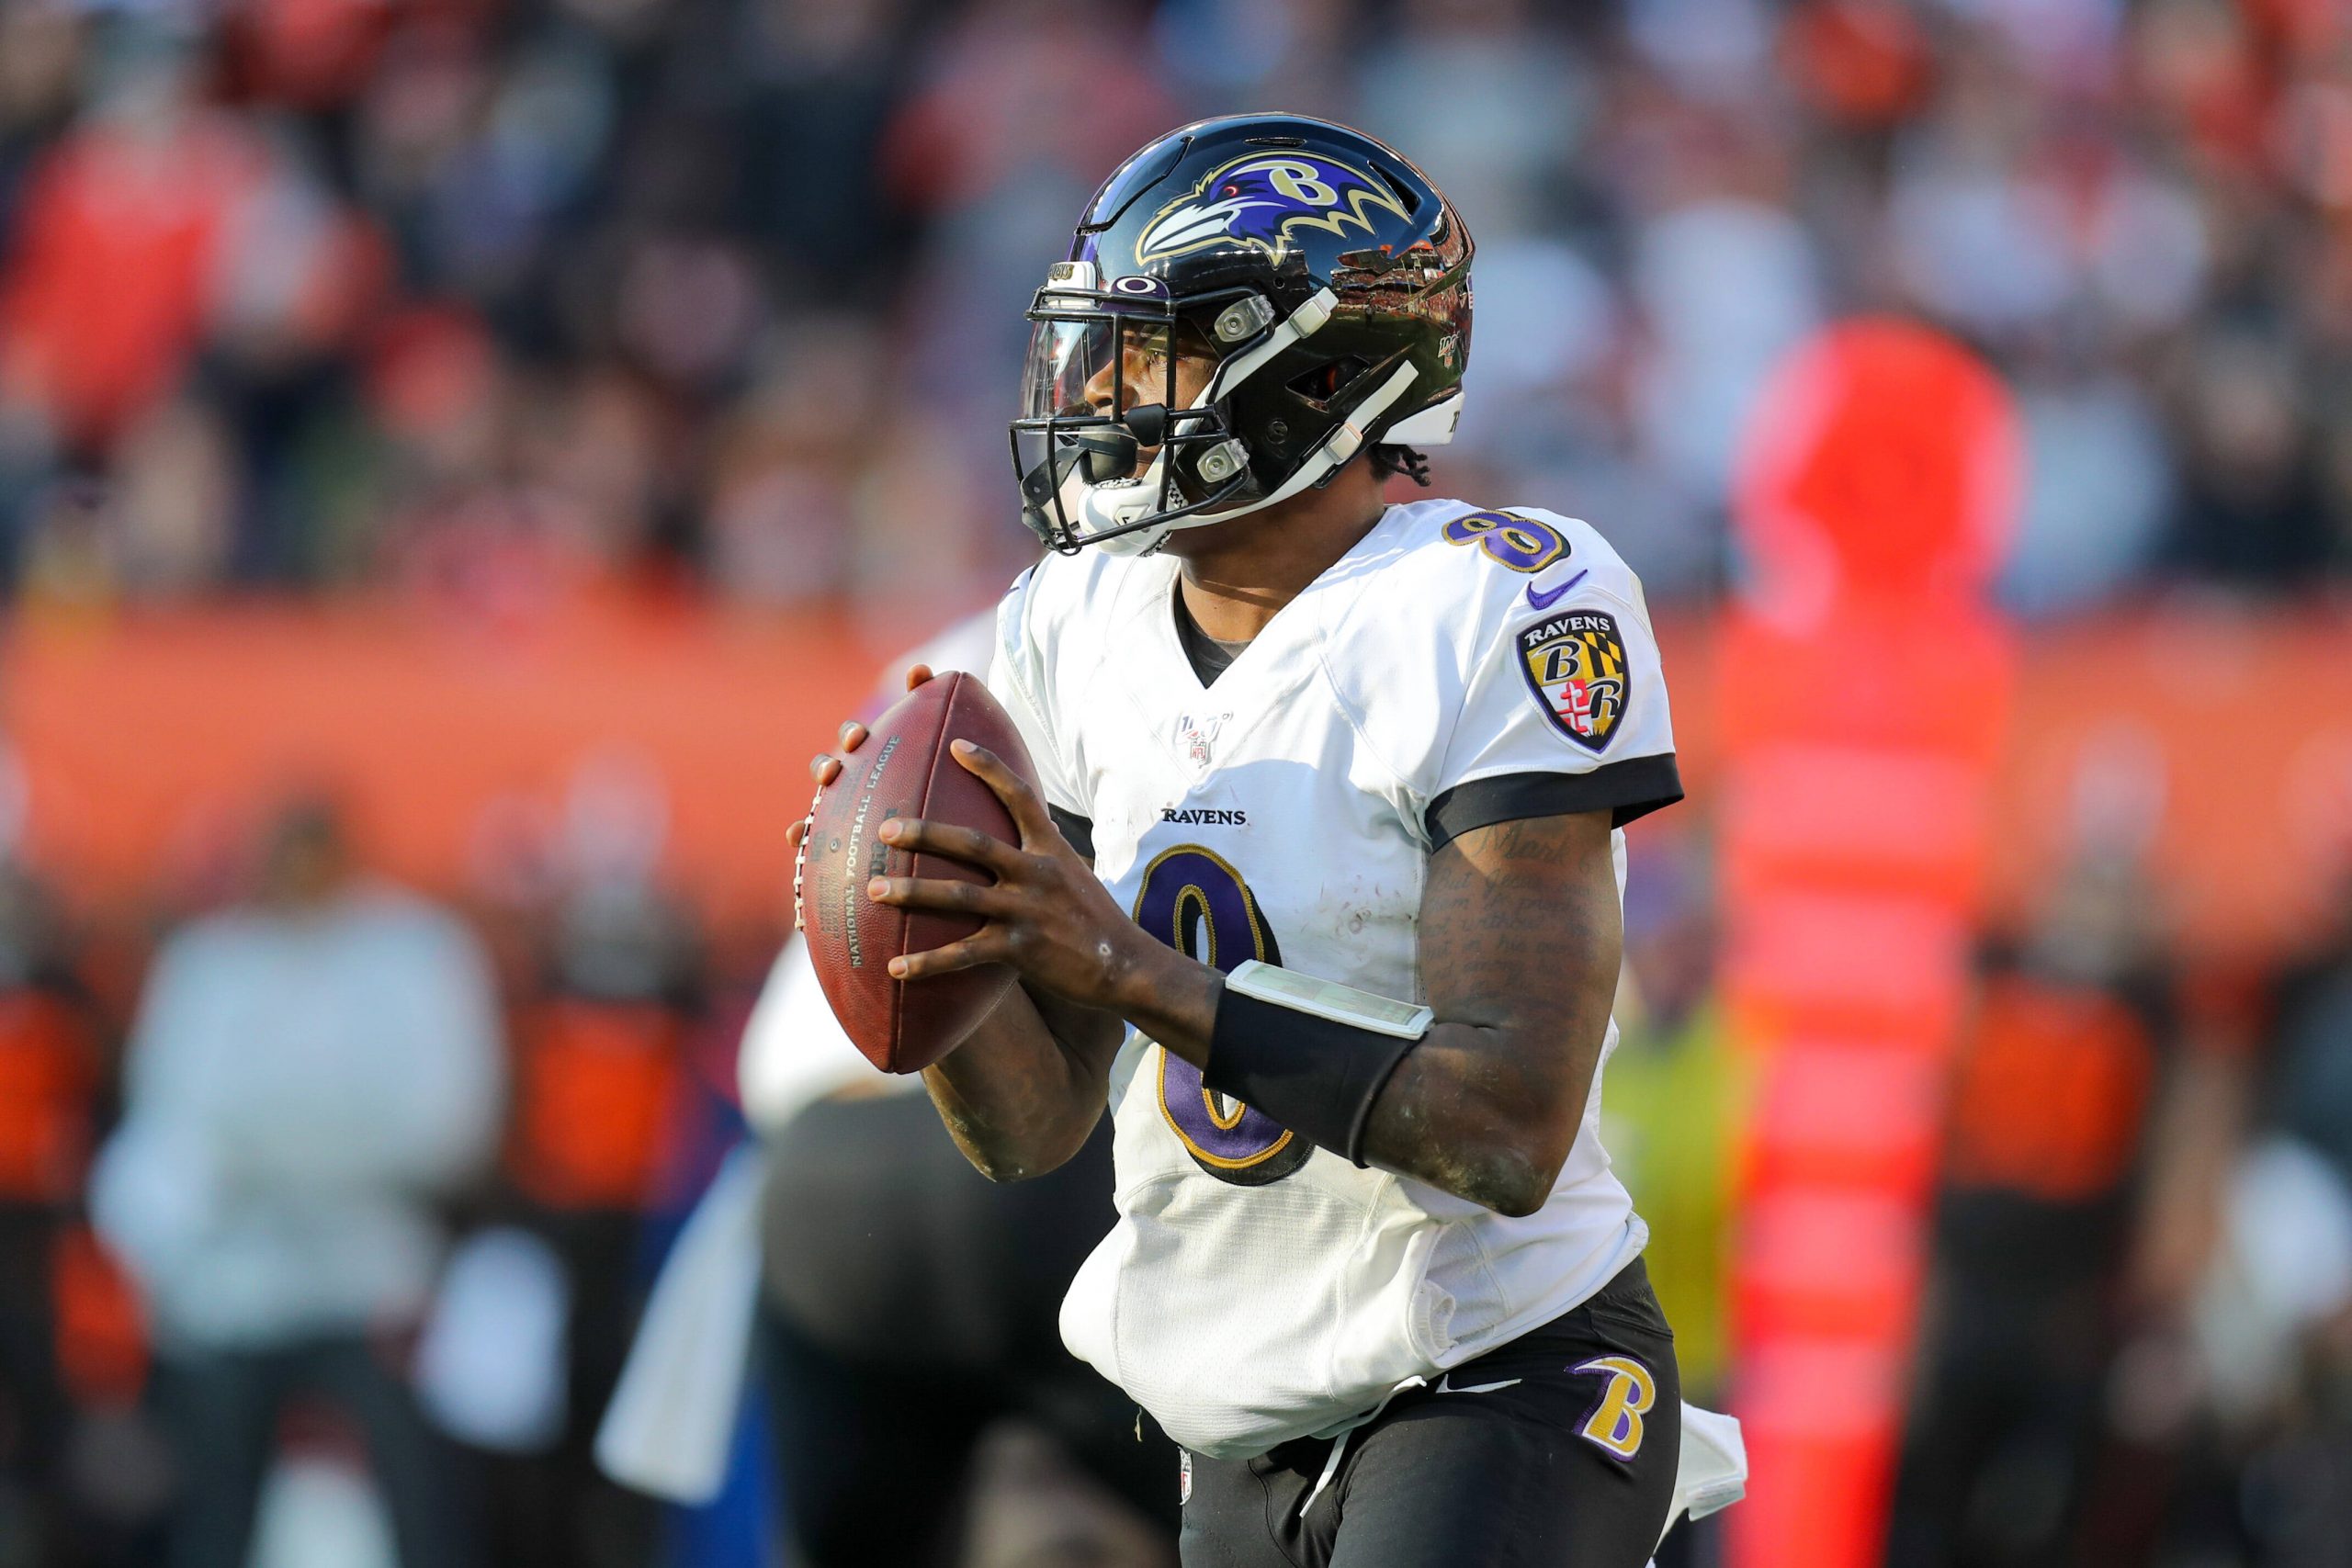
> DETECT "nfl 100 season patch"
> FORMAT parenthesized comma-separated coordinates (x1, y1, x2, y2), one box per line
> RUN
(1175, 711, 1229, 773)
(1518, 608, 1630, 752)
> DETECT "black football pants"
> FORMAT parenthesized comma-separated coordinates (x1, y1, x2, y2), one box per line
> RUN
(1178, 1258, 1681, 1568)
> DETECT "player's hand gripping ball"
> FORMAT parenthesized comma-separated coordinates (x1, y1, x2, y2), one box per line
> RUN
(791, 671, 1041, 1073)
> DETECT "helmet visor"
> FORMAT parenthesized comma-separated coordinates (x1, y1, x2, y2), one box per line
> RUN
(1019, 317, 1191, 434)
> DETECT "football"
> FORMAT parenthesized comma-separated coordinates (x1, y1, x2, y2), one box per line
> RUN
(794, 672, 1039, 1073)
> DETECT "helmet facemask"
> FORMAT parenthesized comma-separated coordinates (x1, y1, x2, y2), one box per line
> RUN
(1012, 263, 1274, 556)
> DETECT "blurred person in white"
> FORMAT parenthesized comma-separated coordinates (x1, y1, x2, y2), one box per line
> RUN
(92, 795, 504, 1568)
(1629, 189, 1821, 541)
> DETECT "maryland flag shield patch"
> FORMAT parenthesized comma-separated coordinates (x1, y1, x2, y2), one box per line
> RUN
(1518, 609, 1630, 752)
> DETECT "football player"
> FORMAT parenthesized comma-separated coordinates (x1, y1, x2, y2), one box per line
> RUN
(789, 115, 1732, 1567)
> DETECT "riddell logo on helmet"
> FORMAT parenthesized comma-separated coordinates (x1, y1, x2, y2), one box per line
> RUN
(1136, 153, 1410, 265)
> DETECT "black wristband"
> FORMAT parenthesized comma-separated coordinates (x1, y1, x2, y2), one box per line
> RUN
(1203, 982, 1419, 1168)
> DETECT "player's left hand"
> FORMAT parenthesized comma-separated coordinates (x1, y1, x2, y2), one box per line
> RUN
(863, 741, 1169, 1011)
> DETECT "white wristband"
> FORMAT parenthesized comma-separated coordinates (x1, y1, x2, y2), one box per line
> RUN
(1224, 960, 1432, 1040)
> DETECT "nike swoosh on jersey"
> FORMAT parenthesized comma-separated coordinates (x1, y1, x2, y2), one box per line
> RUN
(1434, 1374, 1523, 1395)
(1525, 570, 1589, 611)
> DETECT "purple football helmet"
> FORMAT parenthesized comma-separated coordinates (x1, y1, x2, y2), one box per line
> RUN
(1012, 114, 1474, 556)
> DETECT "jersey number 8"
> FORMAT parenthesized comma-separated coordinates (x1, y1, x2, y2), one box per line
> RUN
(1441, 509, 1568, 573)
(1133, 846, 1314, 1186)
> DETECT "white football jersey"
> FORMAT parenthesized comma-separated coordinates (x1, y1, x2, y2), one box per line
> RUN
(988, 498, 1683, 1460)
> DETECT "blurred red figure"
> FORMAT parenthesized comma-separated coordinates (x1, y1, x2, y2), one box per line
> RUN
(0, 858, 120, 1562)
(92, 797, 504, 1568)
(1722, 320, 2020, 1568)
(0, 51, 261, 454)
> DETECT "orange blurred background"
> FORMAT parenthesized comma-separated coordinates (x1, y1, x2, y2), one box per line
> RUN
(12, 596, 2348, 962)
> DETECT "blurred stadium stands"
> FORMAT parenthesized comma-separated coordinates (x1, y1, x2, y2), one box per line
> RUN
(1, 0, 2351, 1564)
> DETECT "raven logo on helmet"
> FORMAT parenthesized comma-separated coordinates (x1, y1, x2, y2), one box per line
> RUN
(1137, 153, 1412, 265)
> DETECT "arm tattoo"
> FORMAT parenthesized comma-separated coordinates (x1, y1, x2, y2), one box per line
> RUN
(1360, 809, 1622, 1213)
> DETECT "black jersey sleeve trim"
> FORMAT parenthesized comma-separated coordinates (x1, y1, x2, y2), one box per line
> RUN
(1424, 755, 1684, 850)
(1047, 806, 1096, 863)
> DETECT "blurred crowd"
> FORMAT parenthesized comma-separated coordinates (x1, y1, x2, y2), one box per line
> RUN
(0, 780, 2340, 1567)
(6, 0, 2352, 1565)
(0, 784, 764, 1568)
(1608, 807, 2352, 1568)
(0, 0, 2350, 617)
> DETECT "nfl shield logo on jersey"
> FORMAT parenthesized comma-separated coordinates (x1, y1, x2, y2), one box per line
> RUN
(1179, 1449, 1193, 1506)
(1517, 610, 1630, 753)
(1176, 713, 1229, 773)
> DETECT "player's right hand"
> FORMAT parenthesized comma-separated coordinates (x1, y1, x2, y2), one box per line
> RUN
(785, 664, 936, 854)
